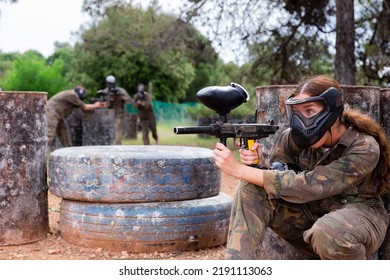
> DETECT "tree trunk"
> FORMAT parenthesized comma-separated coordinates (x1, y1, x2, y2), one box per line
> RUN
(335, 0, 356, 84)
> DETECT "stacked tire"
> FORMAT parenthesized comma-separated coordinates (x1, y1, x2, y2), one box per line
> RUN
(49, 145, 232, 253)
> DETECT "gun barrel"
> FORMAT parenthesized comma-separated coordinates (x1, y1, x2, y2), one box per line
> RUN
(173, 126, 214, 135)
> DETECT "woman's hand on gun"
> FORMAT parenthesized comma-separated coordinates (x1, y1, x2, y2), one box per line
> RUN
(239, 142, 263, 166)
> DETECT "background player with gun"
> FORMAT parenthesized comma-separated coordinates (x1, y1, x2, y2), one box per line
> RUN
(132, 83, 159, 145)
(97, 75, 133, 145)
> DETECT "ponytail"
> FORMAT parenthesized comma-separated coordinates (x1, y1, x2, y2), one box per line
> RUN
(341, 109, 390, 196)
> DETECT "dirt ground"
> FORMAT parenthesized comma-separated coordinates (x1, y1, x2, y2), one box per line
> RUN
(0, 173, 240, 260)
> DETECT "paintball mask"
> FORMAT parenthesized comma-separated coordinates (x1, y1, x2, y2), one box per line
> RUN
(106, 75, 118, 93)
(136, 84, 145, 100)
(137, 84, 145, 94)
(74, 86, 86, 100)
(285, 87, 344, 148)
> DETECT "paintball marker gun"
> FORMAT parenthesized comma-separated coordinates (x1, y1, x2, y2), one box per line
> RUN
(91, 89, 120, 107)
(91, 90, 109, 102)
(108, 86, 120, 95)
(173, 83, 279, 154)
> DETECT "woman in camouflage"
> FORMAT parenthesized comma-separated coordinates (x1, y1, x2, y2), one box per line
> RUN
(214, 75, 390, 259)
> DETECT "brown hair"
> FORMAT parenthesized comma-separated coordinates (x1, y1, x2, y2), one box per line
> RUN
(296, 75, 390, 196)
(295, 75, 342, 96)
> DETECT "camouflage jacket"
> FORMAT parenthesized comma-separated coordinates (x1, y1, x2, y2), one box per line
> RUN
(263, 126, 381, 215)
(132, 92, 155, 120)
(47, 89, 85, 119)
(100, 86, 132, 118)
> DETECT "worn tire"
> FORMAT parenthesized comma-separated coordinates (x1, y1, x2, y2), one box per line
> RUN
(60, 193, 232, 253)
(49, 145, 220, 203)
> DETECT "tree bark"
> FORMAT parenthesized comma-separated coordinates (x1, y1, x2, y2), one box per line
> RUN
(335, 0, 356, 84)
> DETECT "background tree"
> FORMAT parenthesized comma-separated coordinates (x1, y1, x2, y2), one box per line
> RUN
(2, 0, 388, 104)
(356, 0, 390, 85)
(1, 50, 68, 97)
(75, 1, 222, 102)
(176, 0, 336, 84)
(176, 0, 389, 86)
(0, 51, 20, 82)
(47, 42, 75, 75)
(335, 0, 356, 84)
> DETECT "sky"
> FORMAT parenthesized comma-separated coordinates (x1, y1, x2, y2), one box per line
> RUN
(0, 0, 91, 57)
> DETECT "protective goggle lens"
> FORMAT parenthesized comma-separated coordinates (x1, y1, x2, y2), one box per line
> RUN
(286, 98, 328, 129)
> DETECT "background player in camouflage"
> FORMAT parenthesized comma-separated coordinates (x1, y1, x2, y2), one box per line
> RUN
(47, 86, 107, 148)
(213, 75, 390, 259)
(132, 83, 159, 145)
(98, 75, 133, 145)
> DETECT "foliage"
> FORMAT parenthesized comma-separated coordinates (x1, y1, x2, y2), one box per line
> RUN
(2, 0, 389, 107)
(355, 0, 390, 85)
(47, 43, 75, 76)
(0, 52, 20, 82)
(245, 34, 334, 85)
(177, 0, 336, 84)
(1, 51, 68, 97)
(72, 1, 221, 102)
(177, 0, 389, 86)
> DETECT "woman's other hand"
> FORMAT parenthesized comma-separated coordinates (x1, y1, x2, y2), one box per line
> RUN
(213, 142, 244, 178)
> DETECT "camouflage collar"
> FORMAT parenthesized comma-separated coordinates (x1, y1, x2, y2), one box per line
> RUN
(313, 126, 359, 168)
(336, 126, 360, 148)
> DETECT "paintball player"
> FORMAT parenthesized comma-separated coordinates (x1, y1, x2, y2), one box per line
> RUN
(98, 75, 133, 145)
(214, 75, 390, 259)
(132, 83, 159, 145)
(47, 86, 107, 149)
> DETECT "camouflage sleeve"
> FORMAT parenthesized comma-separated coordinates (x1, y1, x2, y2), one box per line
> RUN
(66, 91, 86, 108)
(263, 134, 380, 203)
(131, 94, 139, 108)
(269, 128, 299, 166)
(142, 93, 152, 109)
(118, 88, 132, 103)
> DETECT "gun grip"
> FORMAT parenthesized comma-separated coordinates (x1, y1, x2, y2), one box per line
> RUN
(247, 139, 259, 165)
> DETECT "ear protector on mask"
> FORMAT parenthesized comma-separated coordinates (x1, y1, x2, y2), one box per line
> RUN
(285, 87, 344, 148)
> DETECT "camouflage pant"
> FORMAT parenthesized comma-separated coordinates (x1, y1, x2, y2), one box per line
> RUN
(47, 115, 72, 148)
(226, 182, 389, 260)
(139, 118, 158, 145)
(114, 116, 123, 145)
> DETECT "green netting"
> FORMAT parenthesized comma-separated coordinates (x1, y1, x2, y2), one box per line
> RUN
(126, 101, 197, 122)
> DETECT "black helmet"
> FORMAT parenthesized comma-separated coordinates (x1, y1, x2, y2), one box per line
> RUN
(74, 86, 86, 100)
